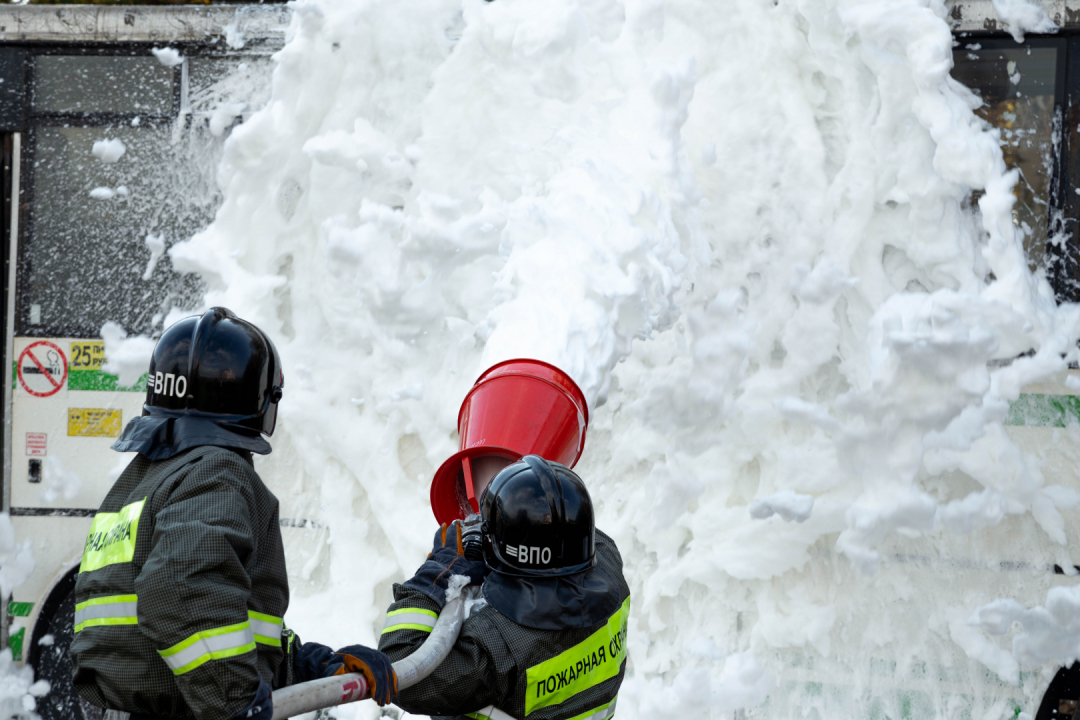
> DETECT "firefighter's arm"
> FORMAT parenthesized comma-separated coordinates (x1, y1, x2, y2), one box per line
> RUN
(378, 586, 510, 716)
(282, 632, 397, 705)
(134, 455, 263, 720)
(403, 523, 488, 606)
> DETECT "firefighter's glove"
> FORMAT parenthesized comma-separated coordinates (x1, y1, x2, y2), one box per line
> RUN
(231, 679, 272, 720)
(325, 645, 398, 706)
(403, 522, 487, 607)
(293, 641, 336, 684)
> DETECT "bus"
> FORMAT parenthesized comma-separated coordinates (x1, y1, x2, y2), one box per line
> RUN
(0, 6, 289, 718)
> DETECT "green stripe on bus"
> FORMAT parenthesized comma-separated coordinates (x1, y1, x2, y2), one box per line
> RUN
(10, 363, 146, 392)
(68, 370, 147, 393)
(7, 602, 32, 618)
(8, 627, 24, 662)
(1004, 394, 1080, 428)
(19, 358, 1080, 423)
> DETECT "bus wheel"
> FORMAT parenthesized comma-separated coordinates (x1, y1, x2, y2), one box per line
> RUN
(28, 569, 103, 720)
(1035, 662, 1080, 720)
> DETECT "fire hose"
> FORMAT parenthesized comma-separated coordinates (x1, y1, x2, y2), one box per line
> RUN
(270, 516, 484, 719)
(269, 588, 470, 719)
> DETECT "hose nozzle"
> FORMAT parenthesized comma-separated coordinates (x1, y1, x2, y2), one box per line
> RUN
(461, 513, 484, 561)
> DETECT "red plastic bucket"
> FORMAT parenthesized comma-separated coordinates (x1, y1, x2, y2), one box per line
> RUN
(430, 359, 589, 524)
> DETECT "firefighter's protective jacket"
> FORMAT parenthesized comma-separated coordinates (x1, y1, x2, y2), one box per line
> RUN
(70, 445, 291, 719)
(379, 530, 630, 720)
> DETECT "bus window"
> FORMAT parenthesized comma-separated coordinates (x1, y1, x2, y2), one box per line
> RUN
(187, 56, 273, 118)
(951, 40, 1066, 284)
(23, 124, 209, 337)
(34, 56, 172, 115)
(16, 52, 234, 339)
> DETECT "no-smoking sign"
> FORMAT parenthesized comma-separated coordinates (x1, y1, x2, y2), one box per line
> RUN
(18, 341, 68, 397)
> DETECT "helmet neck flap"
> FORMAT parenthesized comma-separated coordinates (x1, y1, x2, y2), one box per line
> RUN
(111, 415, 270, 461)
(480, 541, 623, 630)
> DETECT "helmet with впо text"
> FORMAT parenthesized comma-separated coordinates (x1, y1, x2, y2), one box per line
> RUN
(143, 307, 284, 436)
(480, 455, 595, 577)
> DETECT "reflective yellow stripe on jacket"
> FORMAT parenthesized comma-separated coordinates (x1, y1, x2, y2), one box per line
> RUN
(525, 597, 630, 715)
(73, 598, 282, 645)
(381, 607, 438, 635)
(157, 621, 257, 675)
(466, 697, 617, 720)
(248, 610, 283, 646)
(466, 705, 517, 720)
(73, 594, 138, 633)
(80, 498, 146, 573)
(566, 698, 618, 720)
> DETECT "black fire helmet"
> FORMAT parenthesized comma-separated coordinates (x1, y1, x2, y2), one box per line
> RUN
(480, 454, 596, 577)
(143, 307, 284, 436)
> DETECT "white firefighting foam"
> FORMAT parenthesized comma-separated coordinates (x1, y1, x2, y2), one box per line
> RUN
(0, 513, 40, 719)
(154, 0, 1080, 716)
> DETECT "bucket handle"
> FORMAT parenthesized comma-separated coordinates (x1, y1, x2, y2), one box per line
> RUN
(463, 456, 479, 514)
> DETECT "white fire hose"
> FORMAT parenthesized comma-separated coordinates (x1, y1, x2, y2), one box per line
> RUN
(269, 589, 472, 719)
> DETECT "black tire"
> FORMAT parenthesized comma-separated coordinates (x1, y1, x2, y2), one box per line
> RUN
(1036, 662, 1080, 720)
(28, 570, 103, 720)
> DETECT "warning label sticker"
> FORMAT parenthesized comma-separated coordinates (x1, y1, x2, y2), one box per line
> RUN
(25, 433, 46, 456)
(17, 341, 68, 397)
(68, 408, 122, 438)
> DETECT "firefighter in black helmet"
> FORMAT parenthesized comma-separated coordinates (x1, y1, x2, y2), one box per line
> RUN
(379, 454, 630, 720)
(70, 308, 396, 720)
